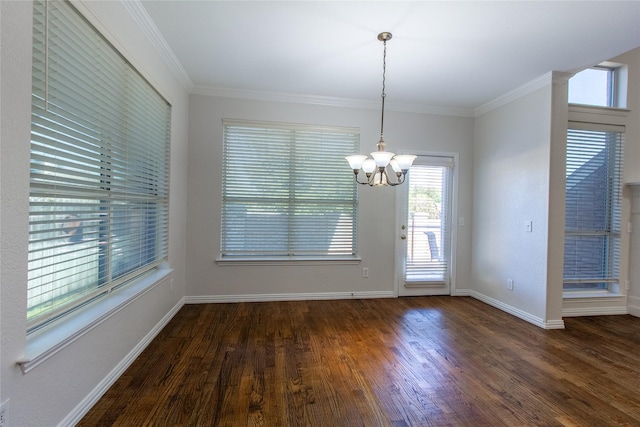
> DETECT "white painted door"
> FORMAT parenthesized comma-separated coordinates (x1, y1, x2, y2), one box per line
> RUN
(397, 156, 454, 296)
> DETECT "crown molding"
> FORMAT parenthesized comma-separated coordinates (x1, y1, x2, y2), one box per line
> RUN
(474, 72, 554, 117)
(191, 85, 475, 118)
(125, 0, 474, 117)
(552, 71, 574, 84)
(123, 0, 193, 93)
(124, 0, 473, 117)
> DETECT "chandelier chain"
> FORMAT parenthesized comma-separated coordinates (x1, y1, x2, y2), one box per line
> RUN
(380, 38, 387, 138)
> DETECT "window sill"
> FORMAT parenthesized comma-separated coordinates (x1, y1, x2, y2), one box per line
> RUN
(18, 265, 173, 374)
(216, 256, 361, 266)
(568, 104, 631, 116)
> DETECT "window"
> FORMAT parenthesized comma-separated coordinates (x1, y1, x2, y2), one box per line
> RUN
(221, 120, 358, 259)
(568, 67, 614, 107)
(563, 123, 624, 292)
(28, 0, 171, 331)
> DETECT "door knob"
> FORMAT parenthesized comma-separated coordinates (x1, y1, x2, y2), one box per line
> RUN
(401, 234, 406, 240)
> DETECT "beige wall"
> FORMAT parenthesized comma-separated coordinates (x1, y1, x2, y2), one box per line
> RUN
(0, 1, 189, 425)
(186, 95, 475, 300)
(471, 47, 640, 325)
(1, 0, 638, 424)
(614, 48, 640, 312)
(472, 76, 556, 327)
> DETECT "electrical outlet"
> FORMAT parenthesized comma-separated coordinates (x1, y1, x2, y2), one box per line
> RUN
(507, 279, 514, 291)
(1, 399, 9, 427)
(362, 267, 369, 278)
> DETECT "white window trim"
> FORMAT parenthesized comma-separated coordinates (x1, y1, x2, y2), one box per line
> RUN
(216, 256, 361, 266)
(562, 106, 630, 301)
(220, 119, 359, 261)
(563, 289, 623, 299)
(28, 0, 171, 330)
(568, 104, 630, 122)
(18, 265, 172, 374)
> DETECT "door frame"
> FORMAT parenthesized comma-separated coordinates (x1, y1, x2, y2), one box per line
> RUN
(394, 151, 460, 297)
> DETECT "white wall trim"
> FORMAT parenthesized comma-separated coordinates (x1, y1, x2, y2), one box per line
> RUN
(185, 291, 569, 331)
(544, 319, 567, 329)
(628, 295, 640, 317)
(628, 184, 640, 318)
(59, 297, 185, 427)
(562, 295, 628, 317)
(562, 306, 629, 317)
(124, 0, 478, 117)
(19, 268, 173, 374)
(628, 182, 640, 214)
(123, 0, 193, 92)
(184, 291, 395, 305)
(191, 85, 475, 117)
(216, 256, 361, 266)
(468, 290, 565, 329)
(474, 72, 554, 117)
(59, 288, 579, 427)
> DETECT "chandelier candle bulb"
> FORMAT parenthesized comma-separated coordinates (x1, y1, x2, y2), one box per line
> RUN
(345, 31, 416, 187)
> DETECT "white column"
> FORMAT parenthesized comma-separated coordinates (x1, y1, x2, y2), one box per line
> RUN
(628, 183, 640, 316)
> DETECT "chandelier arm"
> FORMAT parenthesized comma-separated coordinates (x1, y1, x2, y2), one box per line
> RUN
(354, 171, 374, 185)
(391, 171, 407, 186)
(383, 166, 406, 186)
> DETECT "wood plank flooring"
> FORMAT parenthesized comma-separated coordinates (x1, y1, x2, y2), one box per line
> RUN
(78, 296, 640, 426)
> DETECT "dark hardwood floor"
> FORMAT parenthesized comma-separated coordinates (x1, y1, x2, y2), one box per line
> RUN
(78, 296, 640, 426)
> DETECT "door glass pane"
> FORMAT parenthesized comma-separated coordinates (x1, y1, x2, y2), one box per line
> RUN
(404, 164, 450, 283)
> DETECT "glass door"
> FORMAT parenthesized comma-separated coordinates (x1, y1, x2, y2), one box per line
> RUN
(397, 156, 453, 296)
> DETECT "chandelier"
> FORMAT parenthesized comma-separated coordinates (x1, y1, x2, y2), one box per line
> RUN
(346, 32, 416, 187)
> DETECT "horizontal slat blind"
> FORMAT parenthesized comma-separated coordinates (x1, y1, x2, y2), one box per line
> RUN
(404, 157, 452, 283)
(563, 123, 623, 290)
(28, 0, 171, 330)
(222, 120, 358, 257)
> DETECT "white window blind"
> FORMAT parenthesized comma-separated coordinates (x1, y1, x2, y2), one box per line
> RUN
(28, 0, 171, 330)
(221, 120, 359, 258)
(404, 157, 453, 283)
(563, 122, 623, 291)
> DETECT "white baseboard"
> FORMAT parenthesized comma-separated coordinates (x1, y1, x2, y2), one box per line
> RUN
(186, 290, 567, 329)
(184, 291, 395, 304)
(626, 295, 640, 317)
(60, 297, 185, 427)
(61, 287, 640, 426)
(562, 295, 629, 317)
(562, 306, 629, 317)
(468, 290, 565, 329)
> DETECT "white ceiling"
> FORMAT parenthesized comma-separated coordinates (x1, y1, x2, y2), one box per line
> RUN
(140, 1, 640, 113)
